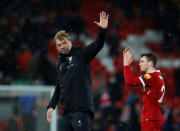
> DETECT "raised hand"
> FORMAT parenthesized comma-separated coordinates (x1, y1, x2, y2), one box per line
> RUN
(94, 11, 109, 29)
(123, 47, 133, 66)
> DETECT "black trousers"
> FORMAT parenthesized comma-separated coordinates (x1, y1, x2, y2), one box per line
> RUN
(58, 112, 92, 131)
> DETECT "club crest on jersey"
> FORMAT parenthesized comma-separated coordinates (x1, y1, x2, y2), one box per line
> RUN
(68, 56, 72, 63)
(144, 73, 151, 79)
(67, 56, 74, 69)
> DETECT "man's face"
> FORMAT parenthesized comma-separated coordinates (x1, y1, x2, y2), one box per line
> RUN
(139, 56, 150, 72)
(55, 38, 71, 54)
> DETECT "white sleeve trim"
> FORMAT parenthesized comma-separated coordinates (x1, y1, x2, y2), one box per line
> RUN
(139, 76, 146, 91)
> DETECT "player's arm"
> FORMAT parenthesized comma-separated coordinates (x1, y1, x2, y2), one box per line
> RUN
(124, 66, 143, 85)
(123, 48, 143, 86)
(81, 11, 109, 63)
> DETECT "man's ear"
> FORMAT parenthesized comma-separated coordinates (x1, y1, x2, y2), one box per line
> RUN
(149, 61, 153, 67)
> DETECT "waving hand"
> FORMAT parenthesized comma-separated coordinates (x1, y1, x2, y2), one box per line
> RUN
(94, 11, 109, 29)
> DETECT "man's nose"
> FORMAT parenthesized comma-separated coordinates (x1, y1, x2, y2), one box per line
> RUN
(61, 45, 65, 49)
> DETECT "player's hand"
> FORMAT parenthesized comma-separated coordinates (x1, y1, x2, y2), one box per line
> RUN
(94, 11, 109, 29)
(47, 108, 54, 123)
(123, 47, 133, 66)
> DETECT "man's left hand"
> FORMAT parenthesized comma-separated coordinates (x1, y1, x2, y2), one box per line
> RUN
(94, 11, 109, 29)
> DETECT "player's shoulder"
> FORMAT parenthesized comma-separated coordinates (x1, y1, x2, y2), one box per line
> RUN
(152, 70, 164, 80)
(143, 70, 163, 80)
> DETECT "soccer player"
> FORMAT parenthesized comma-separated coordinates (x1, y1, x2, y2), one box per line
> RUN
(46, 11, 109, 131)
(123, 47, 165, 131)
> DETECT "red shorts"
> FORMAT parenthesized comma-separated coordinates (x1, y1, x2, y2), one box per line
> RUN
(141, 121, 162, 131)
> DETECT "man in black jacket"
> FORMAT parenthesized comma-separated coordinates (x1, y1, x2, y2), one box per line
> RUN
(47, 11, 109, 131)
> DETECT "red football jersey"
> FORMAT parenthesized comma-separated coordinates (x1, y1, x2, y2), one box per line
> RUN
(124, 66, 165, 122)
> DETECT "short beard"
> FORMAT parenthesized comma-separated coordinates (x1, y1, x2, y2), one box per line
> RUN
(61, 44, 72, 54)
(61, 49, 70, 54)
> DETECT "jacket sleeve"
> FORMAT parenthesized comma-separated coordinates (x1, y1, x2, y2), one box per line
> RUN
(124, 66, 144, 86)
(47, 84, 60, 110)
(81, 28, 107, 63)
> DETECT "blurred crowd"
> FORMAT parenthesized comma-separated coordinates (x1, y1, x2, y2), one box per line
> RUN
(0, 0, 180, 131)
